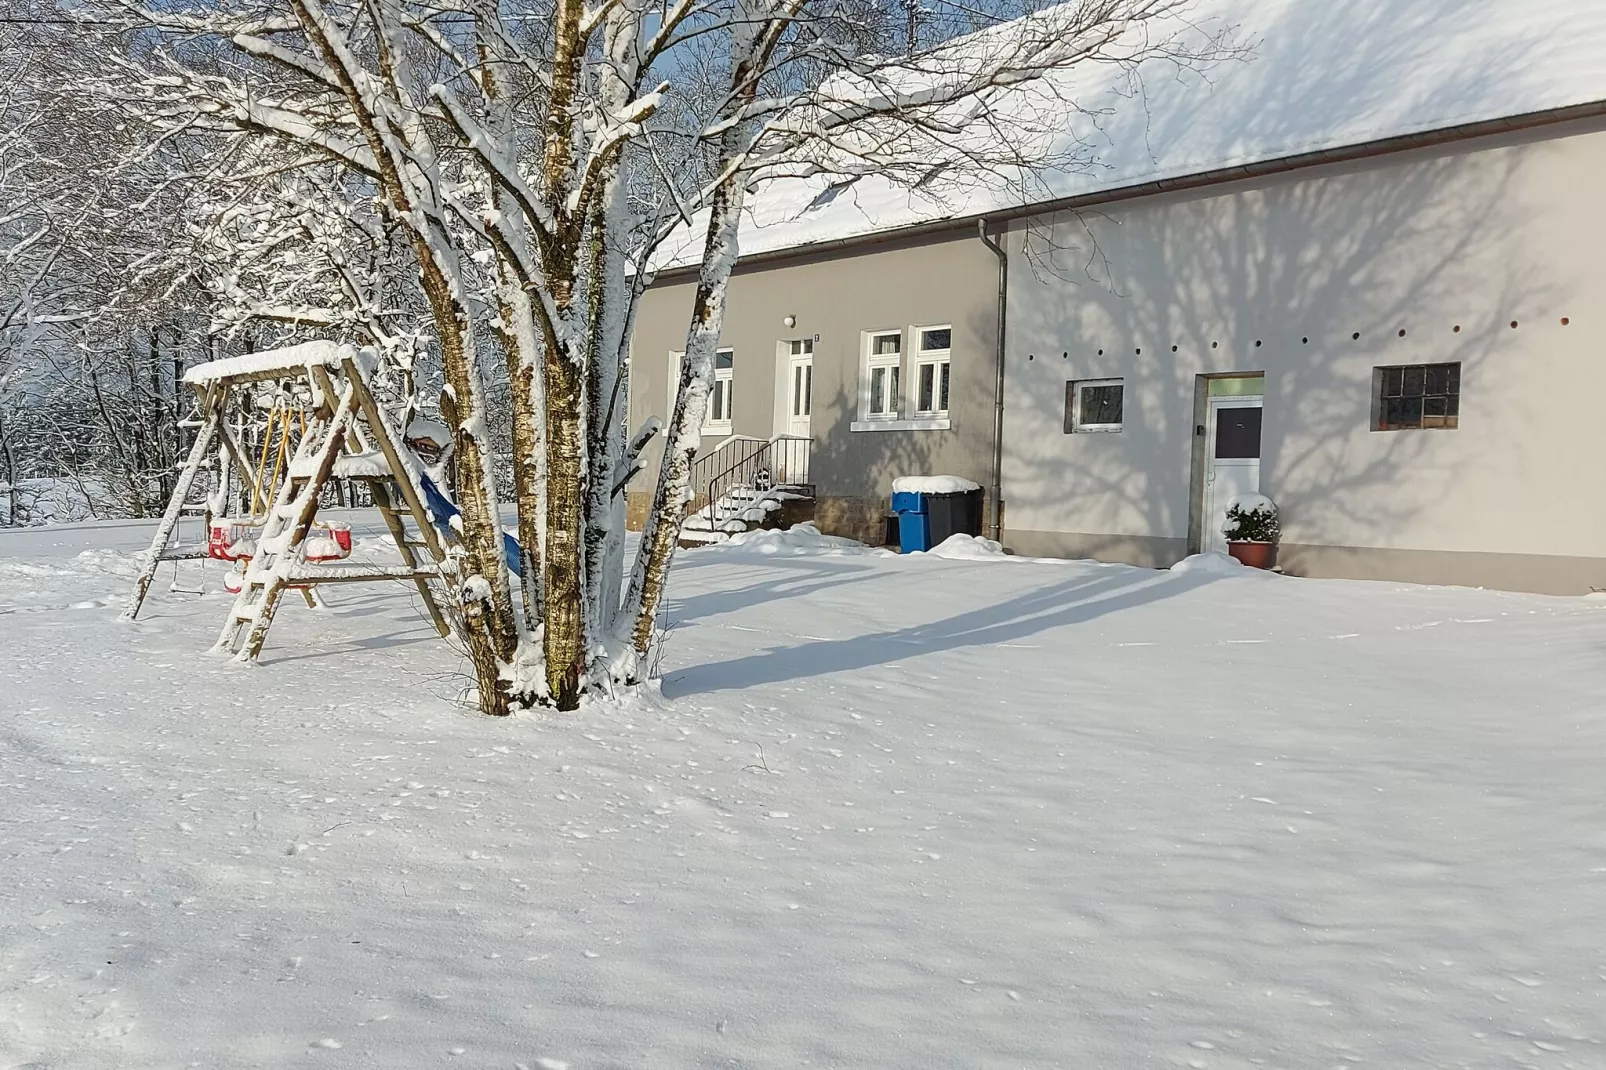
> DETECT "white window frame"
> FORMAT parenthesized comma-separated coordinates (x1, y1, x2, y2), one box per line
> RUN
(669, 348, 735, 435)
(913, 325, 952, 417)
(851, 327, 954, 432)
(1068, 377, 1124, 433)
(861, 329, 903, 422)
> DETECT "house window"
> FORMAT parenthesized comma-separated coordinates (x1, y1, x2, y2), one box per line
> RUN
(914, 326, 951, 416)
(669, 349, 734, 433)
(865, 331, 902, 418)
(1374, 362, 1459, 430)
(1065, 378, 1124, 433)
(708, 349, 734, 429)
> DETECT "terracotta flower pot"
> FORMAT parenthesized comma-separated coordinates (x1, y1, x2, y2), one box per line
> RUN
(1227, 540, 1277, 569)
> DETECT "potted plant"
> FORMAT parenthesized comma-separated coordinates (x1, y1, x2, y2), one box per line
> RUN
(1222, 495, 1280, 569)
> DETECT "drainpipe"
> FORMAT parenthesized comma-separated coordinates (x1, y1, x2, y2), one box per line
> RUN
(977, 218, 1008, 542)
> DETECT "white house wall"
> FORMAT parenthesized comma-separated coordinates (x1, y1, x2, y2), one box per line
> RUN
(1002, 117, 1606, 592)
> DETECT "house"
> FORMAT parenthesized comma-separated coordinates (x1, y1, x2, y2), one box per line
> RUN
(627, 0, 1606, 594)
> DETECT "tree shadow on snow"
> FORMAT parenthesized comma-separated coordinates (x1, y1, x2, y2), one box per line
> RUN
(261, 627, 440, 666)
(662, 565, 1210, 696)
(665, 556, 882, 621)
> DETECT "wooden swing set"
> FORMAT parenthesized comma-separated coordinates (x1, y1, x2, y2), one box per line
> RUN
(124, 341, 455, 659)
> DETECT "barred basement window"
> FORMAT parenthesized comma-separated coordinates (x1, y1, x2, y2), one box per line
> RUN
(1374, 362, 1459, 431)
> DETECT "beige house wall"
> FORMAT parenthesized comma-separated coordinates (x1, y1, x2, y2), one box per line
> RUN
(1002, 117, 1606, 593)
(629, 230, 997, 541)
(630, 116, 1606, 593)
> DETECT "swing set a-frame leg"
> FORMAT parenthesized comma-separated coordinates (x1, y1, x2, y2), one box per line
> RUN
(124, 387, 221, 622)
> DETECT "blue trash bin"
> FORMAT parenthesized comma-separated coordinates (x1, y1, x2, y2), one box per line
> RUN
(891, 490, 930, 553)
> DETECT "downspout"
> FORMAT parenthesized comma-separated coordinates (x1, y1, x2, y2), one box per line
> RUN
(977, 218, 1007, 542)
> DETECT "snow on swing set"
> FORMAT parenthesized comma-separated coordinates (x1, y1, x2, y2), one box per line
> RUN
(124, 340, 461, 662)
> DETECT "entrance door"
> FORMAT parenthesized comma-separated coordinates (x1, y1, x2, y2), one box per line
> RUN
(784, 339, 813, 483)
(1201, 394, 1263, 555)
(787, 340, 813, 438)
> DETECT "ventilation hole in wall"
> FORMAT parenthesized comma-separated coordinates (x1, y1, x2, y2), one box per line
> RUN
(1510, 320, 1519, 329)
(1171, 345, 1179, 352)
(1301, 337, 1309, 344)
(1254, 340, 1262, 348)
(1453, 325, 1462, 333)
(1135, 347, 1142, 355)
(1398, 329, 1407, 337)
(1097, 348, 1104, 356)
(1211, 341, 1218, 349)
(1352, 332, 1361, 340)
(1062, 351, 1069, 359)
(1028, 353, 1034, 360)
(1561, 317, 1571, 326)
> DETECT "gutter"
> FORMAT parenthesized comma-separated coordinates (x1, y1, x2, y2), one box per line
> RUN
(649, 99, 1606, 281)
(976, 219, 1008, 543)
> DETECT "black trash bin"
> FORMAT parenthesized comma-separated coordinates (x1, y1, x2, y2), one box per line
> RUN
(926, 487, 985, 546)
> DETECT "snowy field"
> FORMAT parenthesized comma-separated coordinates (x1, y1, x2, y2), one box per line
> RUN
(3, 518, 1606, 1069)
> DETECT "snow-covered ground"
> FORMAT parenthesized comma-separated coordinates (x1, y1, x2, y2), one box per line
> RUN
(4, 518, 1606, 1069)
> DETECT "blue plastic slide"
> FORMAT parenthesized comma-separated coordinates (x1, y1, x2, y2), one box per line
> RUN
(418, 472, 523, 576)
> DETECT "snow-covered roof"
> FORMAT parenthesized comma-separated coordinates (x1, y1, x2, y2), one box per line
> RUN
(653, 0, 1606, 271)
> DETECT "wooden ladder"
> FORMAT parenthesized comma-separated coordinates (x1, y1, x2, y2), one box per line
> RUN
(215, 381, 358, 661)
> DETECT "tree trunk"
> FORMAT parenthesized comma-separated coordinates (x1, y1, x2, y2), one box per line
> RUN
(543, 338, 588, 709)
(150, 327, 171, 501)
(622, 169, 748, 667)
(423, 263, 520, 716)
(490, 251, 547, 643)
(0, 413, 15, 527)
(583, 187, 630, 640)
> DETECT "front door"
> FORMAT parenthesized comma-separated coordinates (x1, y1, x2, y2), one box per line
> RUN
(784, 340, 813, 483)
(1201, 394, 1263, 555)
(787, 341, 813, 438)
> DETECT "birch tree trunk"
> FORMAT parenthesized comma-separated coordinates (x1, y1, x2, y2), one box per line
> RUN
(621, 165, 747, 667)
(537, 0, 593, 710)
(426, 270, 520, 715)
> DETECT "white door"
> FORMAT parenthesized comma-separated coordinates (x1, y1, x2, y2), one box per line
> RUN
(787, 342, 813, 437)
(1201, 395, 1263, 555)
(784, 340, 813, 483)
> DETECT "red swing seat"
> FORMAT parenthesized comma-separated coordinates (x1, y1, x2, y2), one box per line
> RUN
(208, 519, 352, 563)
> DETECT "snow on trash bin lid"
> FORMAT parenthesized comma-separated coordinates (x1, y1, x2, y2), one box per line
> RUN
(891, 475, 981, 495)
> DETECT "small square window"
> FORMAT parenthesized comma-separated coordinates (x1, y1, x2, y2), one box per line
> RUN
(1065, 378, 1123, 433)
(1374, 362, 1459, 431)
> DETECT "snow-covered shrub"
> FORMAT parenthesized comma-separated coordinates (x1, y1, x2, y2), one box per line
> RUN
(1223, 494, 1280, 543)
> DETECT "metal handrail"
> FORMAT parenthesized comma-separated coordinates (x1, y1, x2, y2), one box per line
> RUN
(685, 433, 812, 533)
